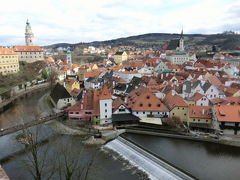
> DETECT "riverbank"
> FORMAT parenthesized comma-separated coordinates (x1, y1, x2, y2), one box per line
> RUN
(124, 127, 240, 147)
(0, 82, 50, 113)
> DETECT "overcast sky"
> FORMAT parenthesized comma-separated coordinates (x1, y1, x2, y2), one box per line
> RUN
(0, 0, 240, 46)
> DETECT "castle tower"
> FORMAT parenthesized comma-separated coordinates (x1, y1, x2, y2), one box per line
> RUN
(179, 29, 184, 51)
(66, 47, 72, 66)
(25, 19, 34, 46)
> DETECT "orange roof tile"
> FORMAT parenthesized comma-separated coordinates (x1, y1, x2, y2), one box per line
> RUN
(14, 46, 43, 52)
(127, 87, 168, 112)
(214, 105, 240, 122)
(163, 92, 188, 110)
(99, 86, 112, 100)
(191, 92, 204, 101)
(189, 106, 212, 119)
(0, 47, 17, 55)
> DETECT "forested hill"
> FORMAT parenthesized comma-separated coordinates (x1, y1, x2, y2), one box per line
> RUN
(45, 33, 240, 50)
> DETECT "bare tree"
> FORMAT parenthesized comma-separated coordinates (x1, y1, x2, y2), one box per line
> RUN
(19, 126, 57, 180)
(18, 125, 97, 180)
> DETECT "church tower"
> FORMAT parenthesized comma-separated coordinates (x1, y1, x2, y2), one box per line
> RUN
(179, 29, 184, 51)
(25, 19, 34, 46)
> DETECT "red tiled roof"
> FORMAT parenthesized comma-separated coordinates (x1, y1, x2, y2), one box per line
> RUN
(214, 105, 240, 122)
(127, 87, 168, 112)
(207, 76, 222, 87)
(14, 46, 43, 52)
(99, 86, 112, 100)
(0, 47, 17, 55)
(189, 106, 212, 119)
(191, 92, 204, 101)
(163, 92, 188, 110)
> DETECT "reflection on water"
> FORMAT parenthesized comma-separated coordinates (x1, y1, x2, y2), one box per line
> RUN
(124, 133, 240, 180)
(0, 92, 141, 180)
(0, 91, 46, 129)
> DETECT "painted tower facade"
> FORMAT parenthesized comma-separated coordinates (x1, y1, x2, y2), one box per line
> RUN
(179, 29, 184, 51)
(66, 47, 72, 65)
(25, 20, 34, 46)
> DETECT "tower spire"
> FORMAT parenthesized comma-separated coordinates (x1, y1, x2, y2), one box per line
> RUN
(179, 28, 184, 51)
(25, 19, 34, 46)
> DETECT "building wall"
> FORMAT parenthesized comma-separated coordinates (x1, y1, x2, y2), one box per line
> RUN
(0, 53, 19, 75)
(132, 111, 168, 117)
(99, 99, 112, 119)
(16, 51, 44, 62)
(113, 105, 131, 114)
(114, 52, 128, 64)
(68, 109, 94, 120)
(66, 81, 80, 93)
(196, 97, 209, 106)
(188, 117, 212, 124)
(57, 98, 76, 109)
(167, 55, 190, 65)
(169, 106, 188, 122)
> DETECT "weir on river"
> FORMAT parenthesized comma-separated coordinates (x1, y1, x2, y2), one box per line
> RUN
(105, 136, 196, 180)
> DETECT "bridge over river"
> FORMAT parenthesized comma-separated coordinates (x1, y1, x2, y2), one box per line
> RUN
(0, 112, 64, 137)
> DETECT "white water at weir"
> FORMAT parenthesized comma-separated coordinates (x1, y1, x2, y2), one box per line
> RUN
(104, 137, 194, 180)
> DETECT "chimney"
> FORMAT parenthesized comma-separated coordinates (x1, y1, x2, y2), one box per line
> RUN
(124, 97, 128, 104)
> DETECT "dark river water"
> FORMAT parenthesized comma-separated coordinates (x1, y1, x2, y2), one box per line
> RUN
(1, 91, 240, 180)
(124, 133, 240, 180)
(0, 92, 140, 180)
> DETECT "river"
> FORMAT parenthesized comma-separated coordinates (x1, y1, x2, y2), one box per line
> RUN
(1, 91, 240, 180)
(123, 133, 240, 180)
(0, 92, 142, 180)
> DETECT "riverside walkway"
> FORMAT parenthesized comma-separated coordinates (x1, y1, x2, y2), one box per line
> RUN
(0, 82, 50, 111)
(0, 112, 64, 137)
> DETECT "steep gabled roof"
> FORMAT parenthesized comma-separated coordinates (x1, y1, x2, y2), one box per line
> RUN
(50, 83, 72, 104)
(191, 92, 204, 101)
(99, 86, 112, 100)
(127, 87, 168, 112)
(163, 92, 188, 110)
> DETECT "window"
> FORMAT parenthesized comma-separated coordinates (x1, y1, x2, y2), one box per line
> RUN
(157, 104, 160, 107)
(184, 113, 186, 116)
(70, 112, 73, 114)
(193, 119, 195, 121)
(105, 115, 107, 118)
(119, 108, 125, 112)
(140, 103, 143, 107)
(143, 112, 145, 114)
(76, 112, 79, 114)
(136, 112, 138, 114)
(105, 103, 107, 107)
(198, 119, 200, 122)
(105, 109, 107, 112)
(211, 89, 213, 92)
(148, 104, 151, 107)
(146, 95, 150, 99)
(172, 113, 175, 115)
(182, 108, 184, 110)
(206, 120, 208, 122)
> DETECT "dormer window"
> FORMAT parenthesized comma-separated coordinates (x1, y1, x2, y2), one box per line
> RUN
(140, 103, 143, 107)
(157, 104, 160, 107)
(146, 95, 150, 99)
(148, 104, 152, 107)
